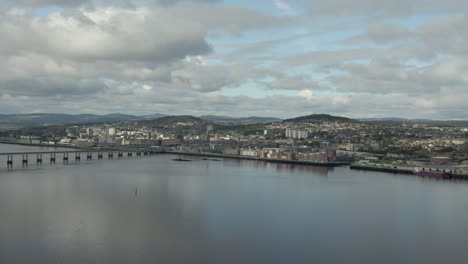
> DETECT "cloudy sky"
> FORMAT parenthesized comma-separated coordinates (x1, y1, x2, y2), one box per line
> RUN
(0, 0, 467, 119)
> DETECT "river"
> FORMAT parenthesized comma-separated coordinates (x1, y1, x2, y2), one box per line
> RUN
(0, 143, 467, 263)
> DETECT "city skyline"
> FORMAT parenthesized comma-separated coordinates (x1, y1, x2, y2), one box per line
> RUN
(0, 0, 467, 119)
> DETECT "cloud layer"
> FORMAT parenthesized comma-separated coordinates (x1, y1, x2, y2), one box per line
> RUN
(0, 0, 467, 119)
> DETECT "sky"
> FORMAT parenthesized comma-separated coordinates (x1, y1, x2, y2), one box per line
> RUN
(0, 0, 467, 119)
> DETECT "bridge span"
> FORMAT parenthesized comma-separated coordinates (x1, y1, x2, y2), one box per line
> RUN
(1, 149, 164, 169)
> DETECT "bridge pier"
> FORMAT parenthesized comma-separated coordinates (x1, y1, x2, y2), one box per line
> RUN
(50, 153, 56, 164)
(63, 153, 69, 163)
(7, 154, 13, 168)
(75, 152, 81, 162)
(98, 152, 103, 160)
(118, 152, 123, 159)
(87, 152, 92, 160)
(108, 152, 114, 159)
(22, 154, 28, 167)
(36, 153, 42, 164)
(136, 152, 141, 156)
(127, 152, 133, 157)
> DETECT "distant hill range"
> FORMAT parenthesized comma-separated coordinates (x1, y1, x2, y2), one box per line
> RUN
(3, 113, 465, 128)
(0, 113, 166, 126)
(200, 115, 281, 123)
(283, 114, 358, 123)
(0, 113, 279, 127)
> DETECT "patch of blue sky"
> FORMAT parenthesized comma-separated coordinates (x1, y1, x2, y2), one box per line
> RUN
(343, 58, 372, 64)
(210, 26, 365, 64)
(209, 26, 298, 50)
(221, 81, 268, 98)
(404, 58, 434, 68)
(387, 15, 429, 28)
(222, 0, 286, 16)
(220, 78, 304, 98)
(277, 29, 367, 57)
(32, 7, 62, 16)
(288, 66, 335, 82)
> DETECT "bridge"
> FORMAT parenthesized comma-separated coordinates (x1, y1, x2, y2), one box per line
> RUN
(1, 149, 350, 170)
(0, 149, 164, 169)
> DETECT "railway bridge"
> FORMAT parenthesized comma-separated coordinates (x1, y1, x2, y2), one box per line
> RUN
(0, 149, 164, 169)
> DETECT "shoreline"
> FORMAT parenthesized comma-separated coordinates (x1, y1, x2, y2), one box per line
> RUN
(165, 151, 350, 167)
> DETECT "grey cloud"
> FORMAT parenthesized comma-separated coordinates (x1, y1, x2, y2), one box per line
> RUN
(219, 33, 315, 63)
(310, 0, 468, 18)
(0, 78, 108, 97)
(0, 4, 283, 63)
(5, 0, 139, 8)
(0, 8, 213, 63)
(9, 0, 88, 7)
(350, 23, 414, 44)
(350, 15, 468, 57)
(170, 65, 235, 92)
(417, 14, 468, 56)
(156, 0, 222, 6)
(169, 4, 288, 35)
(328, 58, 468, 96)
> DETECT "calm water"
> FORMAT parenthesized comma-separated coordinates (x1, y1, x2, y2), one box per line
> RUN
(1, 144, 468, 263)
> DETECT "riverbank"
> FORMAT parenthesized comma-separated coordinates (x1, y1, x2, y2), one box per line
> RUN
(165, 151, 350, 167)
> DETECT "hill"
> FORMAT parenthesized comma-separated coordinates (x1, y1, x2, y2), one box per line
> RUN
(138, 115, 211, 129)
(144, 115, 208, 126)
(200, 115, 281, 123)
(135, 115, 212, 134)
(283, 114, 357, 123)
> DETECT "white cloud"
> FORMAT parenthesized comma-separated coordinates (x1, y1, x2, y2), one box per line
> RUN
(298, 89, 313, 98)
(273, 0, 295, 15)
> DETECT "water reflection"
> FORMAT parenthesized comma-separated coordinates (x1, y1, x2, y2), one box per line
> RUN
(1, 146, 468, 263)
(214, 156, 331, 176)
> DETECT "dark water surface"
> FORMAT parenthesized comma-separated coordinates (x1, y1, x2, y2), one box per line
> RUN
(1, 144, 468, 263)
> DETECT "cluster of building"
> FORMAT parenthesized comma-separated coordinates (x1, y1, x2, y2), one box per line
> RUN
(221, 148, 337, 163)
